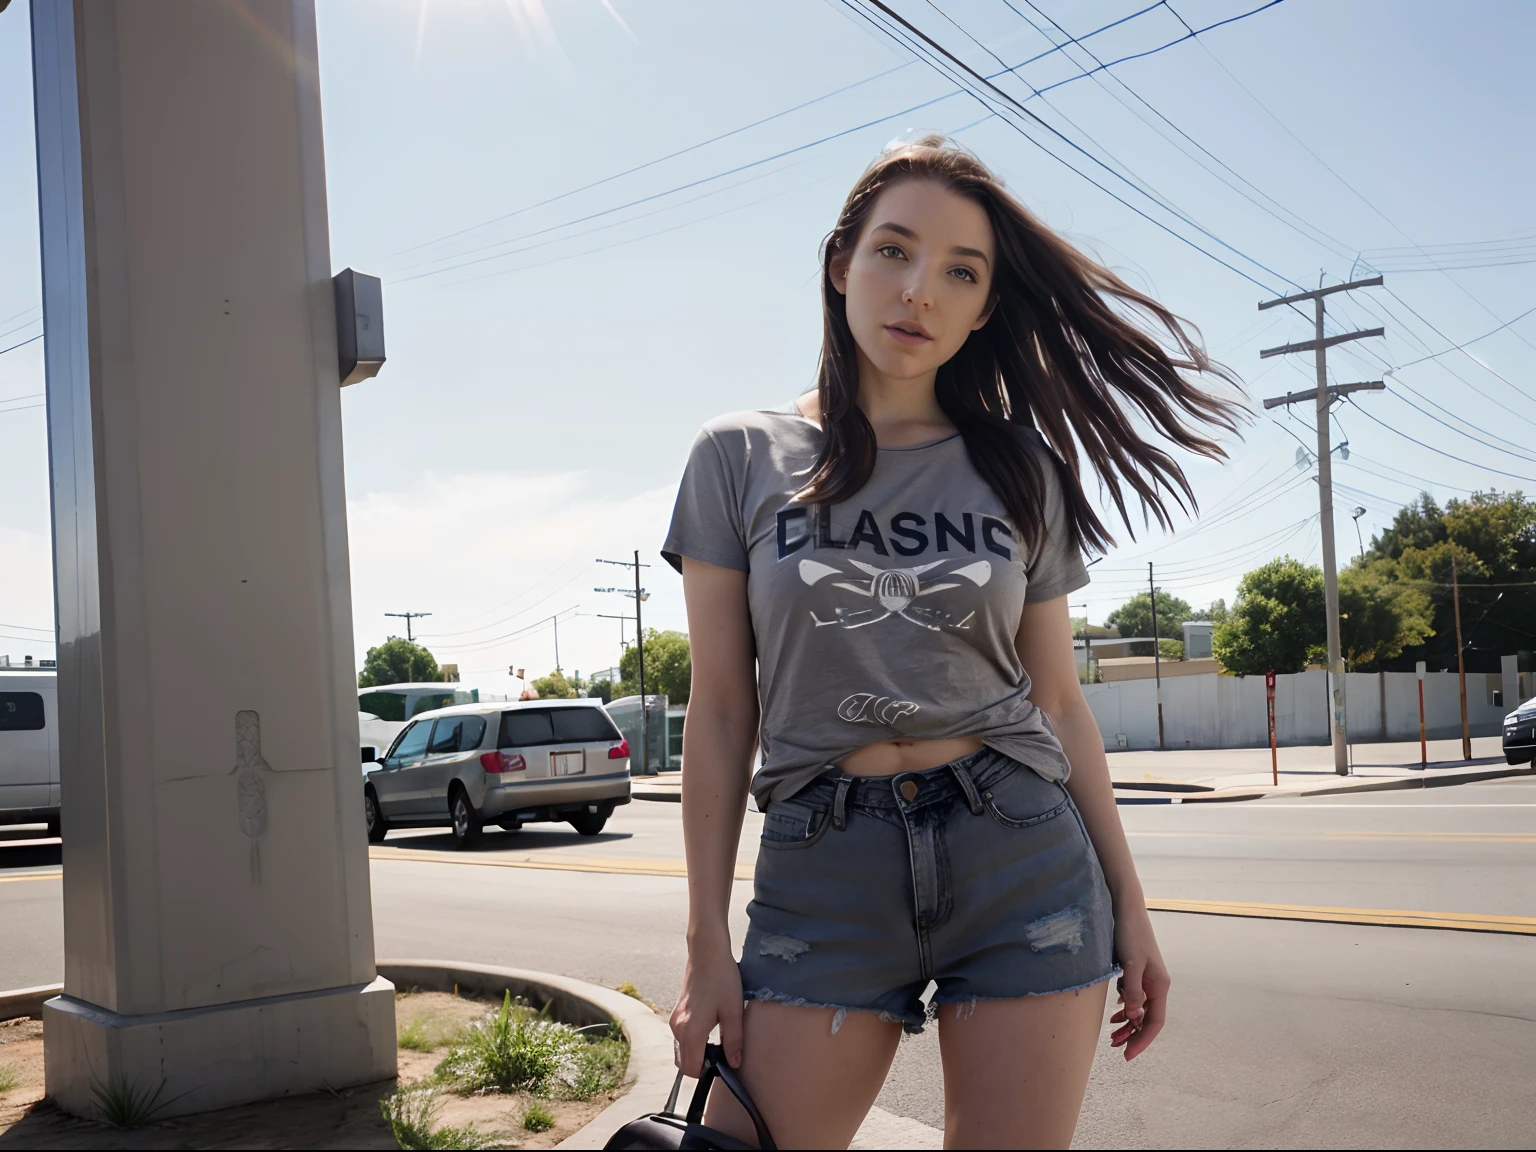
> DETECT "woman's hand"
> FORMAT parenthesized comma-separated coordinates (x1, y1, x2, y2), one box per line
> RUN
(1110, 899, 1169, 1060)
(670, 937, 745, 1075)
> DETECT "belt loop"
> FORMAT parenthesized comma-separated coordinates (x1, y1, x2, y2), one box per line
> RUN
(832, 777, 851, 831)
(951, 758, 985, 816)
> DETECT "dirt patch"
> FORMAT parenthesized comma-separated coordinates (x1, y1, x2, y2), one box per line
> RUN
(0, 990, 627, 1149)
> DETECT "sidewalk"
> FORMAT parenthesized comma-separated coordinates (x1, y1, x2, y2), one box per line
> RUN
(634, 736, 1532, 805)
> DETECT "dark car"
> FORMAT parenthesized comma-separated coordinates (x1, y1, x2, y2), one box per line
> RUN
(1503, 696, 1536, 764)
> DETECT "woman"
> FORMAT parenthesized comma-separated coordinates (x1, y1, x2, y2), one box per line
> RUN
(662, 136, 1239, 1148)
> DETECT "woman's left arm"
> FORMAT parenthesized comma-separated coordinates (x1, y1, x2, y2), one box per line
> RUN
(1017, 595, 1169, 1059)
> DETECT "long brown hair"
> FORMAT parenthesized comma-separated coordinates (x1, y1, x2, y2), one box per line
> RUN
(798, 135, 1243, 556)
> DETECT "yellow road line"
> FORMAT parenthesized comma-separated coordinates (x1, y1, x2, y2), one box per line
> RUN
(370, 847, 754, 882)
(1147, 898, 1536, 936)
(0, 873, 61, 883)
(1128, 830, 1536, 843)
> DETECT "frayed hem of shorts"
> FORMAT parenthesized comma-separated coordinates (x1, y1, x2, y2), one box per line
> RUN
(930, 966, 1123, 1020)
(742, 987, 926, 1035)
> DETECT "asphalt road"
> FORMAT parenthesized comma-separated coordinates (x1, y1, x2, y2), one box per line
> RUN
(3, 778, 1534, 1146)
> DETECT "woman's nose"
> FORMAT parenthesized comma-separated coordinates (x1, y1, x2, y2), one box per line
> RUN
(901, 277, 935, 309)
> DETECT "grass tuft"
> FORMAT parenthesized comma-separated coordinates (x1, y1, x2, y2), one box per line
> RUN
(435, 992, 626, 1100)
(398, 1019, 434, 1052)
(380, 1085, 485, 1150)
(520, 1099, 556, 1133)
(0, 1064, 17, 1094)
(91, 1075, 168, 1128)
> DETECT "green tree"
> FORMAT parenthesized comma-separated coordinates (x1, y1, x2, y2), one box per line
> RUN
(587, 678, 614, 704)
(1105, 591, 1192, 640)
(358, 637, 443, 688)
(614, 630, 691, 703)
(529, 669, 580, 699)
(1190, 598, 1229, 625)
(1338, 564, 1435, 670)
(1212, 557, 1326, 675)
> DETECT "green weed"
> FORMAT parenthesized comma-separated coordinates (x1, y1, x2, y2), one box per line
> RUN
(0, 1064, 17, 1094)
(379, 1085, 485, 1150)
(434, 992, 628, 1100)
(398, 1019, 434, 1052)
(521, 1100, 556, 1133)
(91, 1075, 168, 1128)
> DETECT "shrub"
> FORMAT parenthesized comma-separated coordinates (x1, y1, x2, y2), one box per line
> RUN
(379, 1086, 484, 1150)
(521, 1100, 556, 1132)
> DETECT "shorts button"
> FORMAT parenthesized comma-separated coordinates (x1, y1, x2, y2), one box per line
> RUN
(899, 780, 919, 802)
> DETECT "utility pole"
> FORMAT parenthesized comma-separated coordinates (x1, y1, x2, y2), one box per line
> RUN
(552, 615, 560, 674)
(597, 613, 629, 651)
(1452, 550, 1470, 761)
(597, 553, 652, 772)
(1148, 563, 1164, 749)
(1072, 602, 1092, 685)
(1259, 275, 1387, 776)
(384, 611, 431, 643)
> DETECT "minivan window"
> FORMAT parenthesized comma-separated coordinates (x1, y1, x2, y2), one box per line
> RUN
(428, 718, 464, 755)
(499, 709, 553, 748)
(358, 691, 406, 722)
(459, 716, 487, 750)
(552, 707, 620, 743)
(388, 720, 432, 762)
(0, 692, 45, 732)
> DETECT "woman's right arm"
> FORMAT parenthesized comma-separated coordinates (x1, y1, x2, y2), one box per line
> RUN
(670, 556, 759, 1074)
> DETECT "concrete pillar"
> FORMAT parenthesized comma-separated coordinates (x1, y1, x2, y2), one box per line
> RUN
(1503, 655, 1520, 716)
(31, 0, 394, 1118)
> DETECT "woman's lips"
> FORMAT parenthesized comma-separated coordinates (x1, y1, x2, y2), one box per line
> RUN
(884, 323, 933, 347)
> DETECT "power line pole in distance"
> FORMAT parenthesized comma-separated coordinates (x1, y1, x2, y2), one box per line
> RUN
(384, 611, 431, 643)
(597, 553, 652, 772)
(1258, 275, 1387, 776)
(1452, 549, 1470, 761)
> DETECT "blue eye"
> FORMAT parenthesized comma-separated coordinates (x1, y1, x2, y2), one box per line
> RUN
(950, 267, 977, 283)
(878, 244, 906, 259)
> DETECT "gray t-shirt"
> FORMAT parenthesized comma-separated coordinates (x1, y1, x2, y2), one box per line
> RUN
(662, 408, 1089, 807)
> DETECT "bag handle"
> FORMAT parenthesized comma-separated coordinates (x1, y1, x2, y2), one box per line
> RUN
(684, 1042, 777, 1150)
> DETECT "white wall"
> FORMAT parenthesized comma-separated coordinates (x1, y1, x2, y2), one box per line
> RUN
(1083, 666, 1515, 751)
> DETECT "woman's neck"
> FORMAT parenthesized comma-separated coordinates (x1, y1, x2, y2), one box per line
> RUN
(796, 354, 956, 448)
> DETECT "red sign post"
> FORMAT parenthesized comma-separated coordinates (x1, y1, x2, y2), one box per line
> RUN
(1266, 669, 1278, 787)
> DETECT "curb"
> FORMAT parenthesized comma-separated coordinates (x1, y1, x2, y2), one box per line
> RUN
(375, 961, 672, 1151)
(1296, 763, 1536, 798)
(0, 982, 62, 1024)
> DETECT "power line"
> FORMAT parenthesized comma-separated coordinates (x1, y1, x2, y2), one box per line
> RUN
(389, 2, 1171, 279)
(1387, 300, 1536, 372)
(0, 334, 43, 358)
(849, 0, 1300, 295)
(1348, 402, 1536, 483)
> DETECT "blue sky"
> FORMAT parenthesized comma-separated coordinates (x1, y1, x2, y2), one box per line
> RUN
(1, 0, 1532, 687)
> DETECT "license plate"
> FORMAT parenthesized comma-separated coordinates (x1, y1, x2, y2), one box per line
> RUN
(552, 751, 585, 777)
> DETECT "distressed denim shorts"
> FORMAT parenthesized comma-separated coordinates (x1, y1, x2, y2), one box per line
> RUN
(740, 749, 1119, 1033)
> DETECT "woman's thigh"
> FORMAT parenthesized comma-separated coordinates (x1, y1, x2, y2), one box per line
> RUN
(704, 1000, 903, 1150)
(936, 982, 1108, 1150)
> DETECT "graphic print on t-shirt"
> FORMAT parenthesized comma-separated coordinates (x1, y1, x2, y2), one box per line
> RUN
(799, 557, 991, 631)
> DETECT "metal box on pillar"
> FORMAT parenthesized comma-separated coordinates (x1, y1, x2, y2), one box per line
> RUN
(30, 0, 395, 1117)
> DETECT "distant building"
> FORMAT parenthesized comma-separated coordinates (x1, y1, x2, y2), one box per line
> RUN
(1183, 621, 1215, 660)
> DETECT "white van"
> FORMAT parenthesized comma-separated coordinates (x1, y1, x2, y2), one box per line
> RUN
(357, 683, 482, 761)
(0, 669, 59, 835)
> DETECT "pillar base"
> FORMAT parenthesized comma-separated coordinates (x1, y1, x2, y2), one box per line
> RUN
(43, 977, 397, 1120)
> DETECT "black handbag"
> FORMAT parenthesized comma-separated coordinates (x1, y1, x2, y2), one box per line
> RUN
(604, 1042, 777, 1150)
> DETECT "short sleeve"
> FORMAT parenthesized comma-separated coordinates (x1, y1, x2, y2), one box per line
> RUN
(1023, 444, 1090, 604)
(661, 426, 750, 574)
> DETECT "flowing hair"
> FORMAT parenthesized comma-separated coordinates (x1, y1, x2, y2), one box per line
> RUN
(797, 135, 1245, 556)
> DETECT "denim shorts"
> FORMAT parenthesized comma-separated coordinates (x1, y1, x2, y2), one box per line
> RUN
(739, 749, 1119, 1033)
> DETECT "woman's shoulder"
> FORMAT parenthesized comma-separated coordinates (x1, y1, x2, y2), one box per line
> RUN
(694, 405, 820, 456)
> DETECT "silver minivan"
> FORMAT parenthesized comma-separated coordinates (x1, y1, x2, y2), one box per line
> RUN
(363, 699, 631, 848)
(0, 670, 59, 836)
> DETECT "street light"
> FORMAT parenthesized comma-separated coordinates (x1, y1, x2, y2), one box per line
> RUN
(1350, 507, 1367, 562)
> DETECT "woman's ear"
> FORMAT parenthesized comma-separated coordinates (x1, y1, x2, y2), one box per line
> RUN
(828, 249, 852, 297)
(972, 292, 999, 331)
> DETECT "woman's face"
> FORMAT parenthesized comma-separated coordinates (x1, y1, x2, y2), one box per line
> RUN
(832, 178, 996, 382)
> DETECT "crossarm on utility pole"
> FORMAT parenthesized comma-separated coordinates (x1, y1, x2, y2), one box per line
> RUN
(1261, 381, 1385, 410)
(1259, 328, 1384, 359)
(1256, 276, 1384, 311)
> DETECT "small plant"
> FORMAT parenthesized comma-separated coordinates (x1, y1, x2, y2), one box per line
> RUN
(521, 1100, 556, 1133)
(436, 993, 583, 1096)
(398, 1019, 433, 1052)
(615, 981, 658, 1012)
(380, 1085, 485, 1150)
(0, 1063, 18, 1094)
(91, 1075, 169, 1128)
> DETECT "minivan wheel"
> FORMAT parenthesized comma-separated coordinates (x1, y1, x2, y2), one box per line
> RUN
(568, 808, 609, 837)
(364, 788, 388, 844)
(451, 788, 483, 849)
